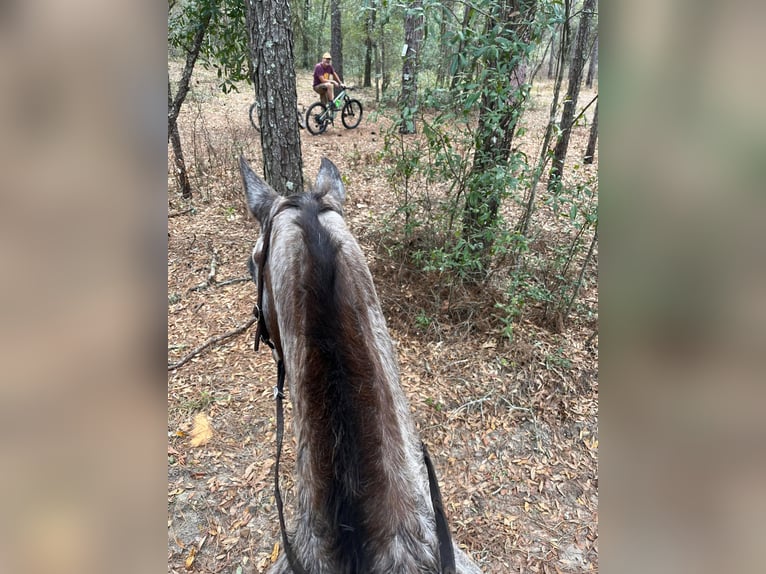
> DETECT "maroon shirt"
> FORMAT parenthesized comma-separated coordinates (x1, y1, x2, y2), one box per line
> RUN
(313, 62, 337, 87)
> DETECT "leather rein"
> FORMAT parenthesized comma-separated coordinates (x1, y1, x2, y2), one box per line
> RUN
(252, 204, 457, 574)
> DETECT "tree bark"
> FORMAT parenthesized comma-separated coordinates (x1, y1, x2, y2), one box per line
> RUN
(450, 5, 474, 90)
(547, 27, 558, 79)
(167, 7, 212, 198)
(318, 0, 330, 60)
(301, 0, 311, 69)
(381, 27, 389, 94)
(435, 0, 453, 88)
(244, 0, 304, 195)
(563, 227, 597, 323)
(586, 33, 598, 88)
(584, 100, 598, 164)
(548, 0, 596, 191)
(168, 82, 192, 199)
(517, 0, 570, 238)
(331, 0, 344, 79)
(363, 0, 377, 87)
(399, 0, 424, 134)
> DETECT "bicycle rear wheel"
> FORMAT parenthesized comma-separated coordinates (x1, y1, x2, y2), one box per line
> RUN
(249, 102, 260, 132)
(306, 102, 330, 135)
(297, 107, 305, 129)
(341, 99, 363, 129)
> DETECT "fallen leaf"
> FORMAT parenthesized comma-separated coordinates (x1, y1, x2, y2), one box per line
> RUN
(184, 546, 197, 570)
(270, 542, 280, 563)
(189, 412, 213, 447)
(503, 515, 518, 525)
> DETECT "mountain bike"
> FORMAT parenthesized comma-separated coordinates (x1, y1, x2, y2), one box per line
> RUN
(305, 86, 363, 135)
(249, 102, 305, 132)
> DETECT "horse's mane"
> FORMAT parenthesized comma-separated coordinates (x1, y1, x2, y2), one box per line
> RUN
(292, 193, 389, 571)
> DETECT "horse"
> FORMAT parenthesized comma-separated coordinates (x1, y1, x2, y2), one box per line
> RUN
(240, 156, 483, 574)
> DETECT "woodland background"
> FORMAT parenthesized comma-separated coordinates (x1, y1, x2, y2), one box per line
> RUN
(168, 0, 598, 572)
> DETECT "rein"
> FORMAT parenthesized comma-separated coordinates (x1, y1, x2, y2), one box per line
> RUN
(253, 203, 457, 574)
(252, 204, 308, 574)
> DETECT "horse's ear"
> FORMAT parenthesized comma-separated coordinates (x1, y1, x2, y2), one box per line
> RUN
(314, 157, 346, 206)
(240, 155, 278, 224)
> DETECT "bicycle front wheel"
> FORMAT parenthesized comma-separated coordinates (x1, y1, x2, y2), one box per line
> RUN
(248, 102, 260, 132)
(306, 102, 329, 135)
(341, 99, 363, 129)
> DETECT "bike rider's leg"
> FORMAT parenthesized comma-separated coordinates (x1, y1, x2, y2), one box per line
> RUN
(314, 85, 326, 106)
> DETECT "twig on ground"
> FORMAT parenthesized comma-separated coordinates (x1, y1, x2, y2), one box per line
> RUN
(188, 248, 222, 293)
(217, 276, 251, 287)
(168, 316, 256, 371)
(450, 393, 494, 416)
(188, 275, 250, 293)
(169, 207, 194, 218)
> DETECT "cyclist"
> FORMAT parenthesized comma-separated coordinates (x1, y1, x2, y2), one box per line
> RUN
(313, 52, 344, 109)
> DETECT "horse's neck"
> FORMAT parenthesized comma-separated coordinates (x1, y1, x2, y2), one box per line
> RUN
(268, 218, 440, 567)
(281, 263, 428, 527)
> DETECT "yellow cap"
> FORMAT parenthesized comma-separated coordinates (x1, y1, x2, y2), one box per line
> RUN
(322, 52, 332, 60)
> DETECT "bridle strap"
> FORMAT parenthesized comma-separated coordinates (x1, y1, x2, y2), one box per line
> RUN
(254, 208, 308, 574)
(422, 442, 457, 574)
(273, 359, 310, 574)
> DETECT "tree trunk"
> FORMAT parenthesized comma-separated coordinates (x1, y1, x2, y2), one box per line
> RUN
(363, 0, 377, 87)
(563, 227, 597, 323)
(168, 79, 192, 199)
(450, 5, 474, 90)
(584, 100, 598, 164)
(435, 0, 452, 88)
(331, 0, 344, 79)
(244, 0, 304, 195)
(548, 0, 596, 191)
(586, 34, 598, 88)
(301, 0, 311, 69)
(315, 0, 330, 65)
(374, 28, 381, 102)
(518, 0, 571, 238)
(167, 7, 212, 199)
(381, 30, 389, 93)
(547, 27, 558, 79)
(462, 0, 537, 263)
(399, 0, 424, 134)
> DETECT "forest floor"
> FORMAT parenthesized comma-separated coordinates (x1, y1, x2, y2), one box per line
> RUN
(168, 64, 598, 573)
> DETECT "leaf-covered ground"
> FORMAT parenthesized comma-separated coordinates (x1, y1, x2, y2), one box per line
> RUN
(168, 65, 598, 573)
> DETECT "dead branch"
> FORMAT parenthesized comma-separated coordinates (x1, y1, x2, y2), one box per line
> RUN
(187, 275, 250, 293)
(187, 248, 220, 293)
(217, 276, 251, 287)
(169, 207, 194, 218)
(168, 316, 256, 371)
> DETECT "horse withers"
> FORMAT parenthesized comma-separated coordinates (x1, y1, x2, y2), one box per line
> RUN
(240, 156, 483, 574)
